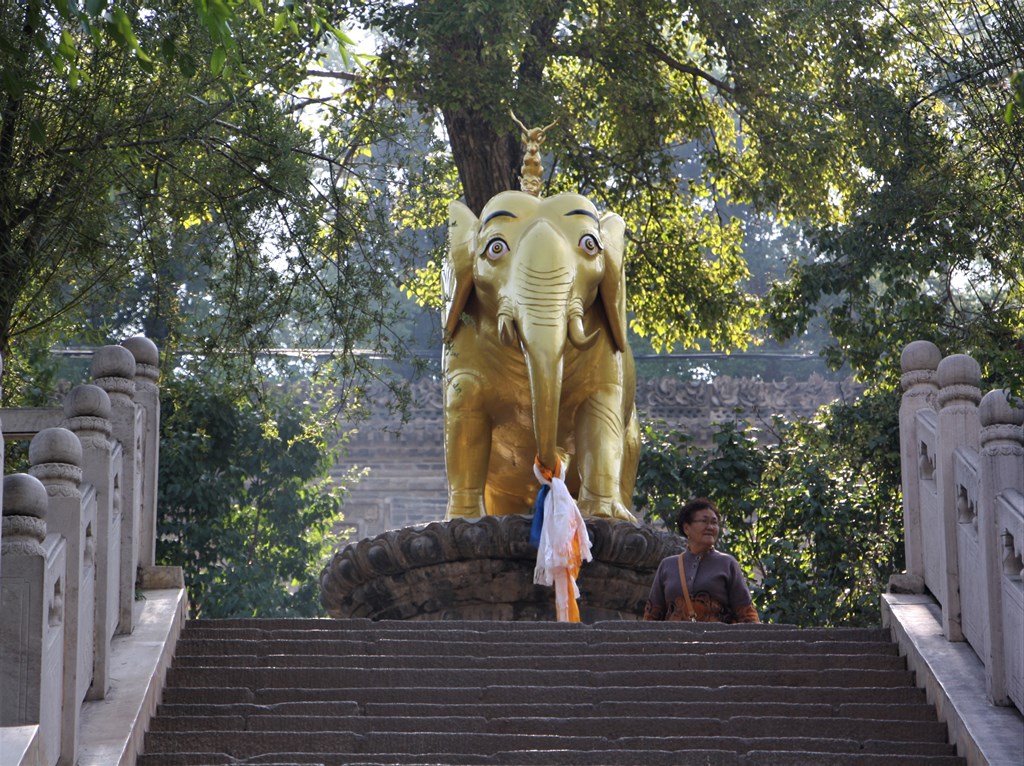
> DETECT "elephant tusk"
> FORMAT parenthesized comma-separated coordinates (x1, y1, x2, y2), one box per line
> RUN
(568, 315, 599, 350)
(498, 313, 519, 347)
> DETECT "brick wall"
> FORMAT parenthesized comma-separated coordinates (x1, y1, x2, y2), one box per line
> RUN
(333, 374, 862, 539)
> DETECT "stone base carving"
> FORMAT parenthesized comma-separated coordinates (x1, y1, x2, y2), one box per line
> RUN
(319, 516, 683, 622)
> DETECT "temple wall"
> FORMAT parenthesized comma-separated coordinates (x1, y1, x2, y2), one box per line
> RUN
(334, 373, 862, 539)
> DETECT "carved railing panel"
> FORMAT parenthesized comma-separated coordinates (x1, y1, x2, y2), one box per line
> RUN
(916, 409, 943, 603)
(900, 341, 1024, 711)
(997, 490, 1024, 711)
(954, 447, 986, 654)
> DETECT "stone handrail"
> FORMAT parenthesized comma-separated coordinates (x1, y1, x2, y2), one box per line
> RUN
(899, 341, 1024, 712)
(0, 338, 163, 766)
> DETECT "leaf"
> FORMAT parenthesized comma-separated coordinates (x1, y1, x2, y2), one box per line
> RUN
(207, 0, 232, 23)
(210, 45, 227, 75)
(160, 36, 176, 63)
(112, 8, 135, 41)
(57, 30, 77, 62)
(178, 53, 197, 78)
(1, 69, 26, 99)
(53, 0, 73, 21)
(28, 118, 46, 146)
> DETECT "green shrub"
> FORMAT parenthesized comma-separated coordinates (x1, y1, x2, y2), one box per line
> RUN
(634, 388, 905, 627)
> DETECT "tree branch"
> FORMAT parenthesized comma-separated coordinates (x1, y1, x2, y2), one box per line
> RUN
(645, 43, 734, 94)
(306, 69, 360, 83)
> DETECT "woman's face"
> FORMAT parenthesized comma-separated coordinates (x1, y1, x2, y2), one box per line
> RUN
(683, 510, 720, 550)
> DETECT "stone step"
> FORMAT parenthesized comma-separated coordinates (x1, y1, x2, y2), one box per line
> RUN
(142, 713, 950, 742)
(173, 637, 898, 657)
(180, 618, 884, 639)
(169, 650, 905, 672)
(138, 750, 965, 766)
(153, 699, 942, 722)
(138, 730, 960, 760)
(164, 665, 915, 690)
(179, 621, 891, 642)
(143, 619, 963, 766)
(159, 683, 931, 707)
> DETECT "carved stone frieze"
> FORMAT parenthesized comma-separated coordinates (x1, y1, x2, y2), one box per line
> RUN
(0, 538, 47, 556)
(320, 515, 683, 622)
(2, 515, 47, 556)
(937, 384, 982, 408)
(29, 462, 83, 483)
(70, 434, 112, 451)
(982, 444, 1024, 457)
(134, 364, 160, 386)
(91, 376, 135, 400)
(64, 416, 112, 439)
(900, 369, 937, 393)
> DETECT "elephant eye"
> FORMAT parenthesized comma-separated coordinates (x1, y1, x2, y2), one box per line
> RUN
(482, 237, 509, 260)
(578, 233, 602, 256)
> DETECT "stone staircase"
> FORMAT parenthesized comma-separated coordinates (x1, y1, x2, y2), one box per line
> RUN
(139, 619, 965, 766)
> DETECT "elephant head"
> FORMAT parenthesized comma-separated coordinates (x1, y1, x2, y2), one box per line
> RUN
(443, 190, 634, 506)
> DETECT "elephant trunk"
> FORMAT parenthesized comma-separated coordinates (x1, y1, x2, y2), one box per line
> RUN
(516, 284, 573, 469)
(512, 219, 578, 472)
(522, 341, 564, 472)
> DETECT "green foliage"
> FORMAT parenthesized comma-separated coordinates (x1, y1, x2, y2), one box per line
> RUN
(0, 0, 351, 95)
(335, 0, 1021, 371)
(764, 2, 1023, 391)
(0, 0, 415, 403)
(0, 0, 414, 623)
(1008, 71, 1024, 124)
(156, 373, 352, 618)
(635, 388, 905, 627)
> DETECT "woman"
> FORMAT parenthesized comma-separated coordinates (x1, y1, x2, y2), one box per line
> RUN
(644, 498, 760, 623)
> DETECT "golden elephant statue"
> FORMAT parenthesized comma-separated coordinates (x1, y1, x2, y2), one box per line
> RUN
(442, 189, 639, 521)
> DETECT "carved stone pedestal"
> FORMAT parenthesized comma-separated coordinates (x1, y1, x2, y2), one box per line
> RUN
(319, 516, 682, 622)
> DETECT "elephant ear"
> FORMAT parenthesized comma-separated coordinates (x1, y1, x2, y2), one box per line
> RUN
(599, 212, 629, 354)
(443, 200, 479, 341)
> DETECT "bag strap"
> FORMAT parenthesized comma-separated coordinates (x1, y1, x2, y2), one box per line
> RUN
(676, 553, 697, 622)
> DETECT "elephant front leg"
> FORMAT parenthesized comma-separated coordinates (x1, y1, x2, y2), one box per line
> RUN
(443, 370, 491, 519)
(574, 388, 637, 521)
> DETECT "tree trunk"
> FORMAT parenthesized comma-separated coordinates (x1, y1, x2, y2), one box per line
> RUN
(441, 107, 521, 216)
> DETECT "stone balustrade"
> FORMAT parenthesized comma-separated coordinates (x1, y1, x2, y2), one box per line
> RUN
(0, 338, 163, 766)
(899, 340, 1024, 712)
(0, 473, 65, 766)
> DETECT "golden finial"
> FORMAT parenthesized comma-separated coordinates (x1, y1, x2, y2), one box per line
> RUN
(510, 110, 557, 197)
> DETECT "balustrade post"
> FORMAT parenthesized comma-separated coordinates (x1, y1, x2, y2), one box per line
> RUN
(978, 390, 1024, 706)
(29, 427, 93, 766)
(63, 384, 119, 700)
(1, 473, 66, 766)
(121, 337, 160, 569)
(899, 341, 941, 582)
(91, 345, 141, 633)
(935, 353, 982, 641)
(1, 350, 4, 581)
